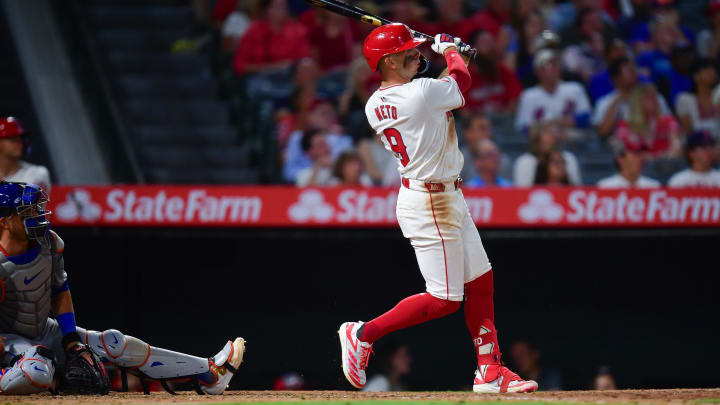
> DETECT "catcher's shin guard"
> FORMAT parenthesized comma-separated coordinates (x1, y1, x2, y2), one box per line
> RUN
(0, 346, 55, 395)
(79, 329, 209, 380)
(77, 328, 245, 395)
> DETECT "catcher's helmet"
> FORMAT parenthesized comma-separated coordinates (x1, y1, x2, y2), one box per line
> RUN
(363, 23, 427, 72)
(0, 117, 31, 156)
(0, 181, 52, 249)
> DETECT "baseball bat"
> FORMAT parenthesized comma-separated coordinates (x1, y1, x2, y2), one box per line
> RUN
(303, 0, 476, 57)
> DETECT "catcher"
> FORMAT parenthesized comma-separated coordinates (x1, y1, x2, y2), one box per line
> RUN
(0, 181, 245, 395)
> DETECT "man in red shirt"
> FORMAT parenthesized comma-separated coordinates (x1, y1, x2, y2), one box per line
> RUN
(232, 0, 310, 75)
(463, 29, 521, 115)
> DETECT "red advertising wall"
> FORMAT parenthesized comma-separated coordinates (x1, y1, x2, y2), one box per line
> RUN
(48, 186, 720, 228)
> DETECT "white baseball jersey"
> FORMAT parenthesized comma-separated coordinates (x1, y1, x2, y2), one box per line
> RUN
(515, 81, 591, 130)
(667, 169, 720, 188)
(365, 76, 465, 182)
(365, 75, 491, 301)
(597, 174, 661, 188)
(3, 161, 51, 194)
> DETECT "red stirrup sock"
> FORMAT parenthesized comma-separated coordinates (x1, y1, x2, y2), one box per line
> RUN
(464, 270, 495, 338)
(358, 293, 461, 343)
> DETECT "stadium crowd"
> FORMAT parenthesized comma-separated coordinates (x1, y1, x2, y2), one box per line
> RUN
(208, 0, 720, 188)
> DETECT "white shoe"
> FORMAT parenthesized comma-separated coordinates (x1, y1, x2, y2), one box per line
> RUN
(201, 337, 245, 395)
(473, 366, 538, 393)
(338, 322, 372, 389)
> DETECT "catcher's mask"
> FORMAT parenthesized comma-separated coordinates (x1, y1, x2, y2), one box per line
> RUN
(0, 181, 52, 249)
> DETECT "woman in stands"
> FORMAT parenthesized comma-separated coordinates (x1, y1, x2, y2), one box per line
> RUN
(615, 83, 682, 158)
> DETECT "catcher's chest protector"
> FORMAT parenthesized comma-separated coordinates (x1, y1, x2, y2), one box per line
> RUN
(0, 248, 54, 339)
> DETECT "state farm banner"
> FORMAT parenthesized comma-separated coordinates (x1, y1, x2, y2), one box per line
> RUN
(48, 186, 720, 228)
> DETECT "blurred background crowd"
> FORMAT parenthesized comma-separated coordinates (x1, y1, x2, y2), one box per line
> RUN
(199, 0, 720, 188)
(5, 0, 720, 189)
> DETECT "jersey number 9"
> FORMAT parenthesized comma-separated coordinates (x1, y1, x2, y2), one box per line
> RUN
(383, 128, 409, 167)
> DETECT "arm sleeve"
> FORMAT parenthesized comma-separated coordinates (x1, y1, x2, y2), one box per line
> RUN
(445, 50, 471, 92)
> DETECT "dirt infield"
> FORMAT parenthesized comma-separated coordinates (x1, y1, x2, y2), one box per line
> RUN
(3, 389, 719, 404)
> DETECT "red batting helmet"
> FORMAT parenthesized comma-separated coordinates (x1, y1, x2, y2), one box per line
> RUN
(363, 23, 426, 72)
(0, 117, 25, 139)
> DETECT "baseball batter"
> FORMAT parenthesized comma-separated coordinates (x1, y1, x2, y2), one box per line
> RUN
(338, 24, 538, 393)
(0, 181, 244, 395)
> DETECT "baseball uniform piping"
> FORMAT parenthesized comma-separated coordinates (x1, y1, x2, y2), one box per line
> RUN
(427, 192, 449, 300)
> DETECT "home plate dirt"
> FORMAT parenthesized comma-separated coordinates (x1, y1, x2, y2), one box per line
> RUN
(3, 388, 719, 404)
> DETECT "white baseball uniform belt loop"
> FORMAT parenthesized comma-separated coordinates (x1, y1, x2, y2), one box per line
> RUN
(401, 176, 462, 192)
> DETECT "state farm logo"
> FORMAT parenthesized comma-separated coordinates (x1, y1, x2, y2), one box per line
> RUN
(55, 189, 102, 222)
(288, 190, 334, 223)
(518, 190, 564, 223)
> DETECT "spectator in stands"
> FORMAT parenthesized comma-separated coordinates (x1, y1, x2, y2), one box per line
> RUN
(593, 57, 671, 138)
(213, 0, 258, 53)
(232, 0, 310, 75)
(622, 0, 692, 54)
(515, 49, 591, 132)
(467, 139, 512, 187)
(461, 0, 510, 41)
(329, 150, 373, 186)
(283, 100, 353, 183)
(363, 341, 412, 392)
(534, 149, 570, 186)
(514, 121, 582, 186)
(510, 10, 547, 83)
(296, 129, 334, 187)
(462, 28, 522, 115)
(303, 9, 359, 72)
(635, 16, 689, 88)
(617, 0, 653, 52)
(675, 59, 720, 141)
(339, 58, 380, 142)
(615, 83, 682, 158)
(460, 113, 492, 181)
(509, 340, 563, 391)
(0, 117, 50, 193)
(697, 0, 720, 61)
(597, 142, 660, 188)
(459, 114, 513, 182)
(592, 366, 617, 390)
(668, 131, 720, 187)
(361, 136, 400, 187)
(560, 8, 609, 83)
(588, 37, 635, 103)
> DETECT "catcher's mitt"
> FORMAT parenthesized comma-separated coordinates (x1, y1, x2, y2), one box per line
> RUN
(59, 343, 110, 395)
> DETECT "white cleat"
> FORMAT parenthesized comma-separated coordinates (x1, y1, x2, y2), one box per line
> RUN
(473, 366, 538, 393)
(202, 337, 245, 395)
(338, 321, 373, 389)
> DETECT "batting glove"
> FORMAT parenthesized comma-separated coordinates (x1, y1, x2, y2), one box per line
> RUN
(431, 34, 470, 55)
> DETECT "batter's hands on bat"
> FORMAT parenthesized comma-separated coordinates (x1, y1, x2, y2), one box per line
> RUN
(431, 34, 471, 56)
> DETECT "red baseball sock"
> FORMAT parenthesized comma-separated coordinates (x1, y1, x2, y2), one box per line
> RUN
(464, 270, 495, 339)
(358, 293, 460, 343)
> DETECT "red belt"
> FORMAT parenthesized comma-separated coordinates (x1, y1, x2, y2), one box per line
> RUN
(401, 177, 462, 192)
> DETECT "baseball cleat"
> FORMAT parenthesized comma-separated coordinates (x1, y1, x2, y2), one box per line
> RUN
(473, 365, 538, 393)
(201, 337, 245, 395)
(471, 319, 538, 393)
(338, 321, 373, 389)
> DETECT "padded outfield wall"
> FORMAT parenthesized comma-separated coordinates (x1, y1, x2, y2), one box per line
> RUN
(51, 187, 719, 391)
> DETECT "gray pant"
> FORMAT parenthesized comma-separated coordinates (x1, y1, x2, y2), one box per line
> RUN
(1, 319, 89, 367)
